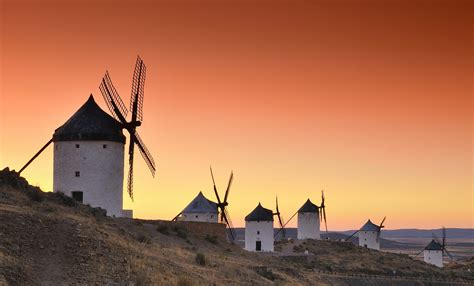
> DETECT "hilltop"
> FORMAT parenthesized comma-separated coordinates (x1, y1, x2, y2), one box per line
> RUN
(0, 168, 472, 285)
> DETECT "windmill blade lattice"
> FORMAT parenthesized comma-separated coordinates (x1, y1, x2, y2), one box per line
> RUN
(100, 71, 128, 122)
(99, 55, 156, 200)
(130, 56, 146, 122)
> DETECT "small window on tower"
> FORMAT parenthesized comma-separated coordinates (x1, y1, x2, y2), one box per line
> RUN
(195, 215, 199, 218)
(75, 144, 80, 148)
(75, 171, 80, 177)
(257, 231, 260, 235)
(103, 144, 107, 149)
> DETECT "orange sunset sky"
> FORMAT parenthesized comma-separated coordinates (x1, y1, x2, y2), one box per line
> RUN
(0, 0, 472, 230)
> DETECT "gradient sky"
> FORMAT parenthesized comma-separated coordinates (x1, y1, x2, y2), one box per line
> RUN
(0, 0, 472, 229)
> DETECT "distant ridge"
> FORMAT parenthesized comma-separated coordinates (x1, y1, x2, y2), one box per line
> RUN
(233, 228, 473, 239)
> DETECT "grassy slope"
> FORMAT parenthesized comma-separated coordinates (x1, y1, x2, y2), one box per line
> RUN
(0, 170, 472, 285)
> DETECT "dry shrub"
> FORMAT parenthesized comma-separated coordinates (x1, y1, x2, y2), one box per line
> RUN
(195, 253, 206, 266)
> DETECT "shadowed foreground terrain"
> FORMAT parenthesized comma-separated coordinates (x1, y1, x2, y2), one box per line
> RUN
(0, 168, 472, 285)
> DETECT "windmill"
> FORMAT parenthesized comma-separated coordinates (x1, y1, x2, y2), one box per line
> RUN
(210, 166, 236, 240)
(273, 196, 286, 239)
(274, 190, 328, 240)
(99, 56, 156, 200)
(345, 217, 385, 250)
(415, 227, 453, 267)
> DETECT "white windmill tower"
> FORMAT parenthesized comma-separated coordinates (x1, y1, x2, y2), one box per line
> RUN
(245, 203, 274, 252)
(416, 227, 453, 268)
(18, 56, 156, 217)
(423, 240, 444, 267)
(52, 95, 128, 217)
(346, 217, 386, 250)
(297, 191, 327, 240)
(172, 167, 236, 240)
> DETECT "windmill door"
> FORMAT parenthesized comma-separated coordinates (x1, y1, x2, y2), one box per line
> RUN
(256, 241, 262, 251)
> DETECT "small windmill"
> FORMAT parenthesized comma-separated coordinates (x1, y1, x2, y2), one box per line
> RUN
(274, 190, 328, 239)
(210, 166, 236, 240)
(345, 216, 386, 242)
(273, 196, 286, 239)
(99, 56, 156, 200)
(415, 227, 453, 267)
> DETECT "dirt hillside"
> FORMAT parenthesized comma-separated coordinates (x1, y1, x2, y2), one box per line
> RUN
(0, 168, 472, 285)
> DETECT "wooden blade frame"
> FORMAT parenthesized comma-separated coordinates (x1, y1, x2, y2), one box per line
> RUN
(222, 208, 236, 240)
(223, 172, 233, 203)
(127, 137, 135, 200)
(274, 210, 298, 238)
(130, 56, 146, 122)
(100, 72, 128, 123)
(133, 132, 156, 176)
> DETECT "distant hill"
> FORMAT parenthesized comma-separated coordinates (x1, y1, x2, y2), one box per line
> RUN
(380, 229, 474, 239)
(233, 228, 474, 240)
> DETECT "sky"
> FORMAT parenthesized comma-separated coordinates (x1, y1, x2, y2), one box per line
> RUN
(0, 0, 472, 230)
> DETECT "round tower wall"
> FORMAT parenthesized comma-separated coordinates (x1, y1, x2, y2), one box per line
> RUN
(245, 220, 274, 252)
(297, 212, 321, 240)
(358, 230, 380, 250)
(53, 140, 125, 217)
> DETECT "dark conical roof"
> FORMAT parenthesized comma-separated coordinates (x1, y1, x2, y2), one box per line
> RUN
(298, 199, 319, 213)
(182, 192, 218, 214)
(425, 239, 443, 251)
(53, 95, 125, 143)
(360, 219, 380, 231)
(245, 203, 273, 221)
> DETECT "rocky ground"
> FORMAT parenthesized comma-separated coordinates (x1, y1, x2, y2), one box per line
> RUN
(0, 168, 472, 285)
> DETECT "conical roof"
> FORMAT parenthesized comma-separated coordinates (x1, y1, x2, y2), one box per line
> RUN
(182, 192, 218, 214)
(425, 239, 443, 251)
(298, 199, 319, 213)
(53, 95, 125, 143)
(360, 219, 380, 231)
(245, 203, 273, 221)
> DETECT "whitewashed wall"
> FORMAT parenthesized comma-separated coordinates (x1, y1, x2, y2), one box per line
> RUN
(297, 212, 320, 240)
(358, 231, 380, 250)
(424, 250, 443, 267)
(245, 221, 274, 252)
(179, 212, 218, 223)
(53, 140, 127, 217)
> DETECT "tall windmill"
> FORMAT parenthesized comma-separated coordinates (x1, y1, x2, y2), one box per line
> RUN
(210, 166, 236, 240)
(273, 196, 286, 239)
(99, 56, 156, 200)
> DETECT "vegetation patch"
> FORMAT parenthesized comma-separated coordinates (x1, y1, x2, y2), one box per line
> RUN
(253, 266, 277, 281)
(204, 234, 218, 244)
(195, 253, 206, 266)
(136, 234, 151, 244)
(173, 226, 188, 239)
(156, 224, 169, 235)
(54, 192, 77, 207)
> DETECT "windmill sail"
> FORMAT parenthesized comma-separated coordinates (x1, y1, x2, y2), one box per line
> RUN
(99, 55, 156, 200)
